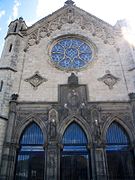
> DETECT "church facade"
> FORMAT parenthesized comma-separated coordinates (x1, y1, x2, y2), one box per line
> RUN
(0, 1, 135, 179)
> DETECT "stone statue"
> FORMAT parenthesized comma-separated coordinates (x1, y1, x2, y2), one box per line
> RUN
(68, 72, 78, 85)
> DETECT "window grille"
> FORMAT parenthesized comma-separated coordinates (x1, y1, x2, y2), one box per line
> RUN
(15, 123, 45, 180)
(61, 123, 91, 180)
(106, 122, 135, 180)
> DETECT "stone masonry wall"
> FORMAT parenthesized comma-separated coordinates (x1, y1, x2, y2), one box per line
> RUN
(11, 22, 134, 102)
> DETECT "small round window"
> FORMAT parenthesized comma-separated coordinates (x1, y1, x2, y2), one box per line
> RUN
(51, 38, 93, 70)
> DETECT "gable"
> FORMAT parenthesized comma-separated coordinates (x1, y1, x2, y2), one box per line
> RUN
(23, 4, 122, 51)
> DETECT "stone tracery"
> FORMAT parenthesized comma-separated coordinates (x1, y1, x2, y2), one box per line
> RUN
(23, 7, 121, 51)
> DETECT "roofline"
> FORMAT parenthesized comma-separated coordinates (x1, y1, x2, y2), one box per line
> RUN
(26, 4, 115, 31)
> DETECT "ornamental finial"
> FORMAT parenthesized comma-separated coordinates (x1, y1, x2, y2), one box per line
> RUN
(65, 0, 75, 5)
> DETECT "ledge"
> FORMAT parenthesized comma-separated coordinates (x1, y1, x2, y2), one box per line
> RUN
(0, 67, 17, 72)
(0, 115, 8, 121)
(5, 32, 23, 39)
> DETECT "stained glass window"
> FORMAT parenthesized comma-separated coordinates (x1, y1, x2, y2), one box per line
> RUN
(61, 123, 91, 180)
(51, 38, 93, 70)
(62, 123, 88, 145)
(15, 123, 45, 180)
(106, 122, 135, 180)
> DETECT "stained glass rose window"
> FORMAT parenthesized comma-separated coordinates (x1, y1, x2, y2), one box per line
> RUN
(51, 38, 93, 70)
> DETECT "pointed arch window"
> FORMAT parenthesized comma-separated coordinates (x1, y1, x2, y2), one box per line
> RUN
(106, 122, 135, 180)
(15, 123, 45, 180)
(61, 122, 92, 180)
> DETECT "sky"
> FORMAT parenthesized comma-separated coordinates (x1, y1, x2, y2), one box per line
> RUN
(0, 0, 135, 55)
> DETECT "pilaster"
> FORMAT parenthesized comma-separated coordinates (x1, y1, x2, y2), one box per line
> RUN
(0, 94, 18, 180)
(46, 141, 58, 180)
(94, 145, 107, 180)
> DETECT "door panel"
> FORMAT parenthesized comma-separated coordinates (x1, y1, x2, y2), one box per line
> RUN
(61, 153, 89, 180)
(15, 151, 44, 180)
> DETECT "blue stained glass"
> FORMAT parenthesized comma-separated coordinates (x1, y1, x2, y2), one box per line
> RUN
(51, 54, 64, 62)
(63, 145, 87, 152)
(61, 123, 90, 180)
(51, 38, 92, 70)
(105, 122, 135, 180)
(59, 39, 71, 48)
(59, 58, 71, 67)
(106, 122, 129, 145)
(21, 146, 44, 152)
(52, 44, 64, 53)
(80, 53, 92, 61)
(79, 44, 92, 53)
(65, 48, 78, 58)
(15, 123, 45, 180)
(20, 123, 44, 145)
(72, 39, 83, 47)
(18, 154, 29, 161)
(62, 123, 88, 144)
(106, 145, 128, 151)
(73, 59, 85, 68)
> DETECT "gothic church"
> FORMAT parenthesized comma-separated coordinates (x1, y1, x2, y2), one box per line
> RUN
(0, 0, 135, 179)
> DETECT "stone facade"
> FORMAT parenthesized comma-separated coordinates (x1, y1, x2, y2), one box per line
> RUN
(0, 2, 135, 180)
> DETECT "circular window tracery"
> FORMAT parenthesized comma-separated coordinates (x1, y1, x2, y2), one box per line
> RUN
(51, 38, 93, 70)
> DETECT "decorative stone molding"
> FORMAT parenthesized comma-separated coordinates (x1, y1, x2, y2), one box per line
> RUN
(101, 113, 112, 122)
(49, 109, 58, 122)
(98, 70, 120, 89)
(16, 112, 48, 124)
(23, 6, 121, 51)
(25, 71, 48, 90)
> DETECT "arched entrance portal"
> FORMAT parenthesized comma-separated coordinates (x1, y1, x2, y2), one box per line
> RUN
(105, 122, 135, 180)
(15, 123, 45, 180)
(60, 122, 91, 180)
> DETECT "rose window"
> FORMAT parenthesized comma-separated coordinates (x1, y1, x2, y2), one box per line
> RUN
(51, 38, 93, 70)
